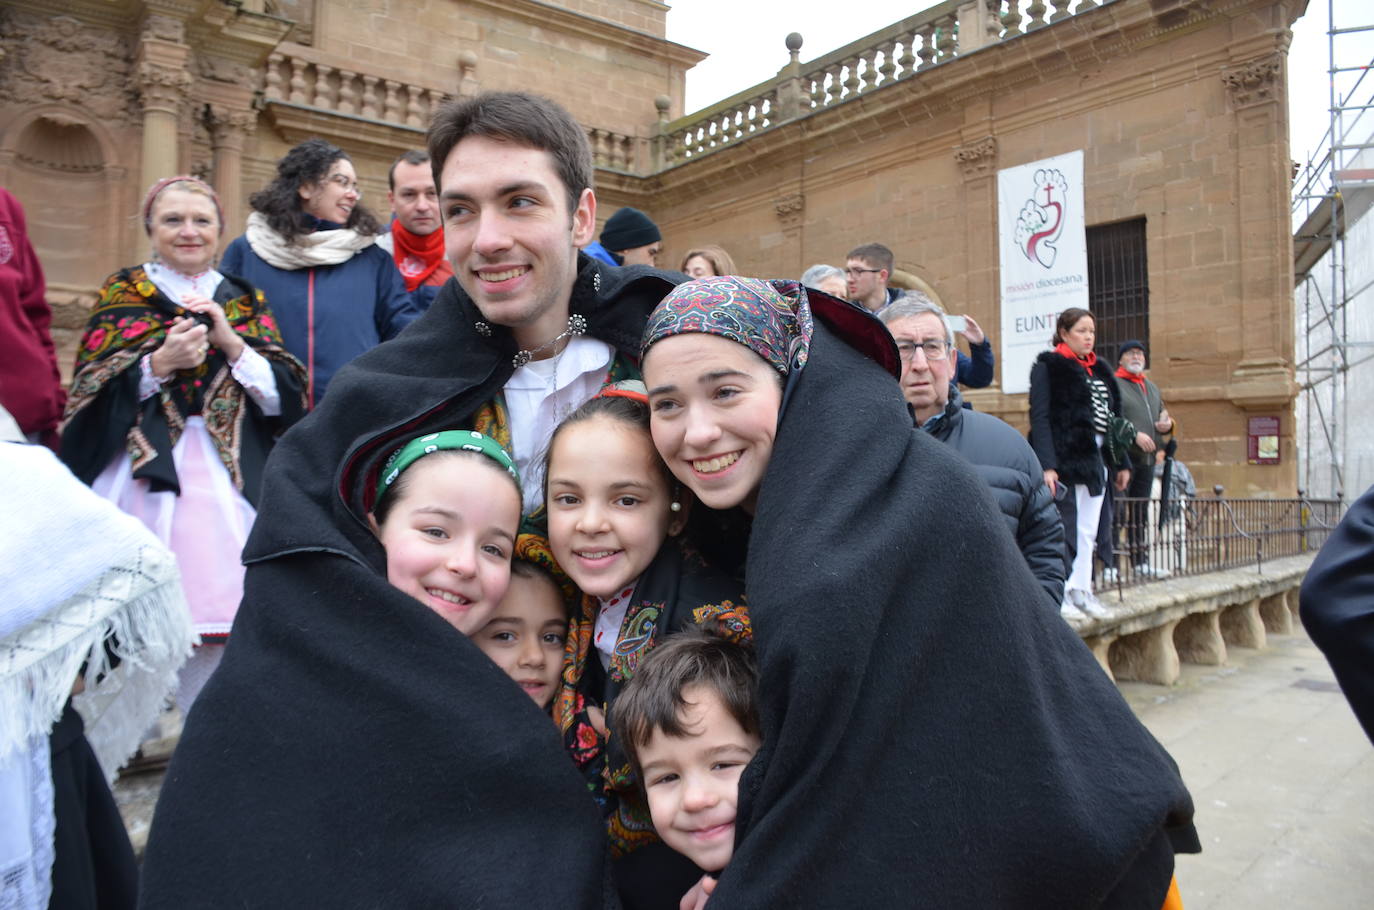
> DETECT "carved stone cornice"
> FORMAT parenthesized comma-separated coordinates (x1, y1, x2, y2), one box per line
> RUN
(774, 192, 804, 229)
(136, 61, 193, 115)
(1222, 53, 1283, 110)
(954, 136, 997, 181)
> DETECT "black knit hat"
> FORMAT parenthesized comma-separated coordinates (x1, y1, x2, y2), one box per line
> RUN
(601, 207, 660, 251)
(1117, 339, 1146, 359)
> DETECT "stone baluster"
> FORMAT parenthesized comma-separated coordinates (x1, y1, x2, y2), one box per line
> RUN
(623, 134, 636, 170)
(312, 63, 334, 109)
(404, 85, 423, 127)
(986, 0, 1004, 41)
(808, 72, 826, 109)
(897, 32, 917, 78)
(651, 94, 671, 170)
(937, 14, 958, 60)
(383, 80, 402, 121)
(917, 23, 938, 70)
(424, 89, 445, 125)
(842, 57, 860, 98)
(337, 70, 357, 115)
(1002, 0, 1024, 38)
(1025, 0, 1048, 30)
(288, 57, 309, 103)
(593, 129, 609, 166)
(458, 51, 480, 99)
(878, 38, 898, 86)
(857, 52, 874, 94)
(360, 75, 379, 118)
(1050, 0, 1073, 22)
(264, 53, 285, 100)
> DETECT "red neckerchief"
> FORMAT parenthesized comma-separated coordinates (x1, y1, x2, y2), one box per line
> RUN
(1055, 341, 1097, 373)
(390, 220, 449, 291)
(1115, 365, 1146, 386)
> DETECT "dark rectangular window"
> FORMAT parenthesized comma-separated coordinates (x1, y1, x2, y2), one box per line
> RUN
(1086, 217, 1149, 363)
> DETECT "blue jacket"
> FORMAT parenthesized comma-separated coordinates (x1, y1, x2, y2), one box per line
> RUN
(582, 240, 619, 266)
(221, 236, 419, 406)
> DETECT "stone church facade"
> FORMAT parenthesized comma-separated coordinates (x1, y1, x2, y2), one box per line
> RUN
(1, 0, 1305, 495)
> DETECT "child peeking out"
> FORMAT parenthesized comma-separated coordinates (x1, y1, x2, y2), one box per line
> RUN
(611, 628, 761, 899)
(472, 535, 572, 713)
(544, 381, 749, 905)
(367, 430, 522, 637)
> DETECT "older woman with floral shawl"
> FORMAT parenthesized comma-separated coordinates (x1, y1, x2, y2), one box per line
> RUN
(60, 176, 306, 714)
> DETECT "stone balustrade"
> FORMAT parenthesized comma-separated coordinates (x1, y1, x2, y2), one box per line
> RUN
(263, 52, 450, 129)
(655, 0, 1106, 167)
(261, 51, 640, 171)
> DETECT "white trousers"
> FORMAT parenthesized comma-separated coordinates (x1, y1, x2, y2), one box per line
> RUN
(1067, 481, 1105, 594)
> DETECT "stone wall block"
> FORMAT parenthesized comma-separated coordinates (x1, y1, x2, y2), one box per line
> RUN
(1220, 597, 1267, 649)
(1174, 610, 1227, 665)
(1109, 621, 1183, 685)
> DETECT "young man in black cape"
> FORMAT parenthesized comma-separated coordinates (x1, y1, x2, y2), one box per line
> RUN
(139, 92, 682, 909)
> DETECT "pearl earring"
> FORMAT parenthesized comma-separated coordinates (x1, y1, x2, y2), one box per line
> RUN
(670, 501, 682, 512)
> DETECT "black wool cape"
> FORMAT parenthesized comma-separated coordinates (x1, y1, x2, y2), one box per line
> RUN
(707, 310, 1198, 909)
(1028, 348, 1129, 495)
(138, 256, 681, 909)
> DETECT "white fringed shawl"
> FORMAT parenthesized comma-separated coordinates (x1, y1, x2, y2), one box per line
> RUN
(0, 442, 194, 909)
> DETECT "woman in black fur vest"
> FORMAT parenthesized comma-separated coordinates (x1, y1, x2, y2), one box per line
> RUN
(1028, 307, 1131, 621)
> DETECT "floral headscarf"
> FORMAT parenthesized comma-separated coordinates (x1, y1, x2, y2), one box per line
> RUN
(640, 277, 814, 377)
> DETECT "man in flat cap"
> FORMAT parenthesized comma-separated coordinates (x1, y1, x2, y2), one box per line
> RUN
(1114, 339, 1174, 578)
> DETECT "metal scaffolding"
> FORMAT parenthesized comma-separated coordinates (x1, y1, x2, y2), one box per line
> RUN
(1291, 0, 1374, 500)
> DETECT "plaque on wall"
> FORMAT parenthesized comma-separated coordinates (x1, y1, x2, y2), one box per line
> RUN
(1247, 416, 1280, 465)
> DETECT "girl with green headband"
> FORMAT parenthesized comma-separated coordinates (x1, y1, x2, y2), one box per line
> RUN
(367, 430, 523, 637)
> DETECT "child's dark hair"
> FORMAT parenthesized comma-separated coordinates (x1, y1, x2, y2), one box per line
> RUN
(542, 393, 675, 501)
(610, 626, 759, 779)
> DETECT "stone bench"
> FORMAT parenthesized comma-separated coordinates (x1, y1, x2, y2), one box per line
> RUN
(1068, 552, 1317, 685)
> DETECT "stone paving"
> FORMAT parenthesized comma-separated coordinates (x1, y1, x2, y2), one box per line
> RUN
(1121, 631, 1373, 910)
(115, 628, 1372, 908)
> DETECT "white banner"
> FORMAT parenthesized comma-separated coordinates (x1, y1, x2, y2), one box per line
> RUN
(997, 150, 1088, 394)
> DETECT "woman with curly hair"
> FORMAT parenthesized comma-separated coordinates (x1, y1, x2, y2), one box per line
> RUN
(60, 175, 307, 713)
(221, 138, 419, 406)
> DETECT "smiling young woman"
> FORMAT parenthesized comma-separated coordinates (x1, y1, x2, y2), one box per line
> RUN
(220, 138, 421, 406)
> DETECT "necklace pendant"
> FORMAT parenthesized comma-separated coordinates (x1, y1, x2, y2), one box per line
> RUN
(568, 313, 587, 336)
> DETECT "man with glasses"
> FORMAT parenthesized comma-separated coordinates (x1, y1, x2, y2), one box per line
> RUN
(880, 292, 1066, 607)
(846, 242, 994, 388)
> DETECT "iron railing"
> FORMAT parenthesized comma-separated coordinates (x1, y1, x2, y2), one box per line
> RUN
(1098, 490, 1343, 591)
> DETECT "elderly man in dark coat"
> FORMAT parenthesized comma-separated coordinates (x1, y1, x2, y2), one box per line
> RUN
(881, 293, 1066, 606)
(1113, 339, 1174, 576)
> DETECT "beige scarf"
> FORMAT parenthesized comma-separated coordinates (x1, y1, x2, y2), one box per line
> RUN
(244, 211, 376, 270)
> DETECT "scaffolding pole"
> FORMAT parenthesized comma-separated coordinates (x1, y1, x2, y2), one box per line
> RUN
(1292, 0, 1374, 500)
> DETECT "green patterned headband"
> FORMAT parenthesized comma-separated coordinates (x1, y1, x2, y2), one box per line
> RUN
(377, 430, 520, 502)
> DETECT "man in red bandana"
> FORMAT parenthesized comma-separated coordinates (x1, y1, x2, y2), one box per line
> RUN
(1114, 339, 1174, 577)
(377, 150, 454, 311)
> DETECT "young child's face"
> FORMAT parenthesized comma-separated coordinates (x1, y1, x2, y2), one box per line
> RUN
(547, 415, 683, 599)
(472, 570, 568, 710)
(637, 684, 761, 873)
(373, 455, 520, 636)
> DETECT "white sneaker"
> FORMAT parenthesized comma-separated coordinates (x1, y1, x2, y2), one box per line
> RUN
(1060, 599, 1089, 622)
(1071, 588, 1113, 620)
(1101, 567, 1120, 585)
(1136, 563, 1171, 579)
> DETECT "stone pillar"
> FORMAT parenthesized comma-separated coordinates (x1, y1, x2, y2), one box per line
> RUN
(209, 107, 258, 239)
(1221, 44, 1299, 416)
(954, 130, 999, 387)
(134, 14, 193, 258)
